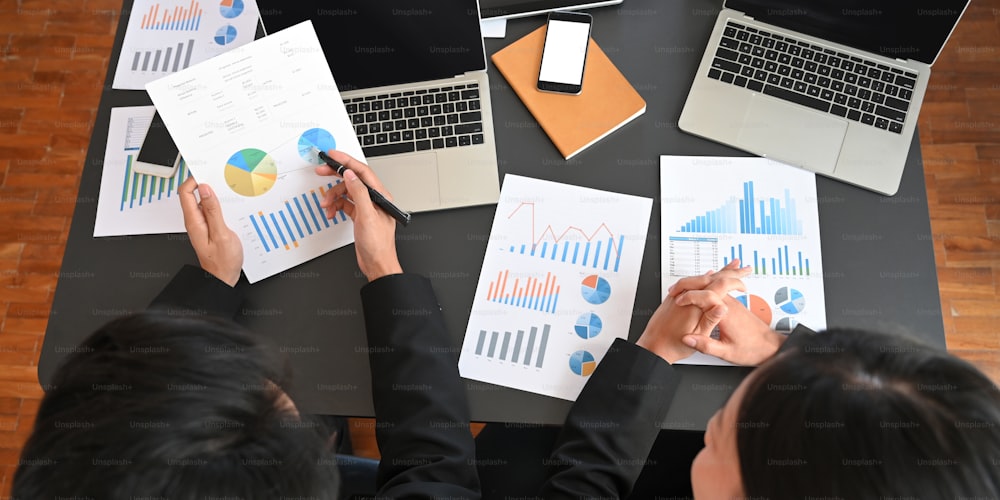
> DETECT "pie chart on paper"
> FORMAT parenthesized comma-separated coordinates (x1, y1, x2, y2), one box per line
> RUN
(581, 274, 611, 305)
(224, 148, 278, 197)
(574, 312, 603, 339)
(215, 25, 238, 45)
(297, 128, 338, 164)
(569, 350, 596, 377)
(220, 0, 244, 18)
(735, 293, 773, 326)
(775, 286, 806, 314)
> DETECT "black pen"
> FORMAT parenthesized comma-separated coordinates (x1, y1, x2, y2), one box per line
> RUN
(316, 149, 412, 226)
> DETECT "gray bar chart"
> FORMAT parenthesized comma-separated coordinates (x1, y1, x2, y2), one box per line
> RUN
(475, 324, 550, 368)
(131, 39, 194, 73)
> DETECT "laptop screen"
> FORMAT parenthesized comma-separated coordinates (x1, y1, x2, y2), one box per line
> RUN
(727, 0, 969, 65)
(256, 1, 486, 91)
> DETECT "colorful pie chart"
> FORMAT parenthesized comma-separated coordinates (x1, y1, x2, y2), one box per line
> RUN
(297, 128, 338, 164)
(215, 25, 238, 45)
(574, 312, 603, 339)
(581, 275, 611, 305)
(775, 287, 806, 314)
(224, 148, 277, 197)
(569, 350, 596, 377)
(735, 293, 773, 326)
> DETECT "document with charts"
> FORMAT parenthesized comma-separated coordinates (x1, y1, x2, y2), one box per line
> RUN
(459, 175, 652, 401)
(113, 0, 260, 90)
(660, 156, 827, 365)
(94, 106, 190, 237)
(146, 21, 364, 283)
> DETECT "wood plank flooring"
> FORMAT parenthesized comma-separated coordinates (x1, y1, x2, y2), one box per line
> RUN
(1, 0, 998, 494)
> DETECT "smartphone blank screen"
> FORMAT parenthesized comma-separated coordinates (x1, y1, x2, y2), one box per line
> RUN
(137, 114, 180, 167)
(538, 20, 590, 85)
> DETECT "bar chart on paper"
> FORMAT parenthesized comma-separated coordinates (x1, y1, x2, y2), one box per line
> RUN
(460, 175, 653, 401)
(243, 182, 349, 254)
(95, 106, 189, 237)
(678, 181, 804, 236)
(114, 0, 259, 89)
(501, 202, 628, 273)
(487, 270, 561, 314)
(473, 324, 551, 369)
(660, 156, 827, 366)
(140, 1, 203, 30)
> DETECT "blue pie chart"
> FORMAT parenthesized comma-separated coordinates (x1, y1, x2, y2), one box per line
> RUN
(775, 286, 806, 314)
(215, 25, 238, 45)
(220, 0, 244, 18)
(569, 350, 596, 376)
(297, 128, 338, 164)
(581, 274, 611, 305)
(574, 312, 603, 339)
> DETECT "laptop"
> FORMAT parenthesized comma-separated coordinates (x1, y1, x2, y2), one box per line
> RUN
(679, 0, 970, 196)
(479, 0, 622, 20)
(258, 1, 500, 212)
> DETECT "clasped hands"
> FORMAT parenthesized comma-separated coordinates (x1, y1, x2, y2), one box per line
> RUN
(636, 260, 786, 366)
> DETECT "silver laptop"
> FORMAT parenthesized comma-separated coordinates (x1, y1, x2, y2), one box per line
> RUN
(260, 1, 500, 212)
(679, 0, 970, 196)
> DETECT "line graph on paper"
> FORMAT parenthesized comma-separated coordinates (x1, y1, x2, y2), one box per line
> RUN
(500, 202, 629, 273)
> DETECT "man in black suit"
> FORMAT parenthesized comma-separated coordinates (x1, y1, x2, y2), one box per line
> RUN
(14, 151, 480, 499)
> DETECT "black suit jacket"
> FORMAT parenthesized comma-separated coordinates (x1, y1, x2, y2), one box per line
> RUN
(538, 327, 815, 499)
(151, 266, 480, 500)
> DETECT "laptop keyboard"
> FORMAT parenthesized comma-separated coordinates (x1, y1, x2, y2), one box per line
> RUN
(345, 82, 485, 158)
(709, 21, 917, 134)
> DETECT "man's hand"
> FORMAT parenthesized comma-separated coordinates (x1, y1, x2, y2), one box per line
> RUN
(636, 263, 751, 363)
(668, 260, 787, 366)
(178, 177, 243, 287)
(315, 150, 402, 282)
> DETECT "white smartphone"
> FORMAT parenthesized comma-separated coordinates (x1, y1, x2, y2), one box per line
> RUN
(537, 11, 593, 95)
(134, 111, 182, 177)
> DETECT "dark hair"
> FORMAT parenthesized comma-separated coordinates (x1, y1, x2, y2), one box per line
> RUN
(736, 328, 1000, 498)
(14, 312, 339, 499)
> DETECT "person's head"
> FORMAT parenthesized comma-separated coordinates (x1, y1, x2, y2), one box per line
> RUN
(691, 328, 1000, 499)
(14, 312, 339, 499)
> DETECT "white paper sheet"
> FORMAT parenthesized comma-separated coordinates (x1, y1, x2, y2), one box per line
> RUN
(459, 175, 652, 401)
(660, 156, 827, 365)
(113, 0, 261, 90)
(146, 21, 365, 283)
(94, 106, 190, 237)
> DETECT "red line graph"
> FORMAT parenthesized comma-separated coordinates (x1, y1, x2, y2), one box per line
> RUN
(507, 202, 622, 256)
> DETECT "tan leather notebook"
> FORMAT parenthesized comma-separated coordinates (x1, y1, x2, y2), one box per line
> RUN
(491, 26, 646, 160)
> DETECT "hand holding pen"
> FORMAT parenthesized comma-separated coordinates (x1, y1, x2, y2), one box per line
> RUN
(315, 149, 404, 281)
(314, 148, 411, 226)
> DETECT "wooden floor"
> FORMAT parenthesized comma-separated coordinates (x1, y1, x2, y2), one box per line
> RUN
(1, 0, 998, 493)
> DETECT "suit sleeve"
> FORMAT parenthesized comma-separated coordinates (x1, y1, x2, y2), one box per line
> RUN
(780, 324, 818, 352)
(539, 338, 680, 500)
(148, 265, 244, 319)
(360, 273, 480, 500)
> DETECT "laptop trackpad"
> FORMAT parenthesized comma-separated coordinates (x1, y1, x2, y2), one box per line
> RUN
(368, 153, 441, 212)
(736, 95, 847, 175)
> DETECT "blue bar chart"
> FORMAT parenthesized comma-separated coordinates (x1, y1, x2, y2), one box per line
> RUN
(474, 324, 550, 369)
(505, 235, 625, 273)
(120, 154, 191, 211)
(247, 182, 348, 252)
(679, 181, 803, 235)
(723, 244, 812, 277)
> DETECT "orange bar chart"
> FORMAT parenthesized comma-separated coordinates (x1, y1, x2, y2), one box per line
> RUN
(487, 270, 560, 314)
